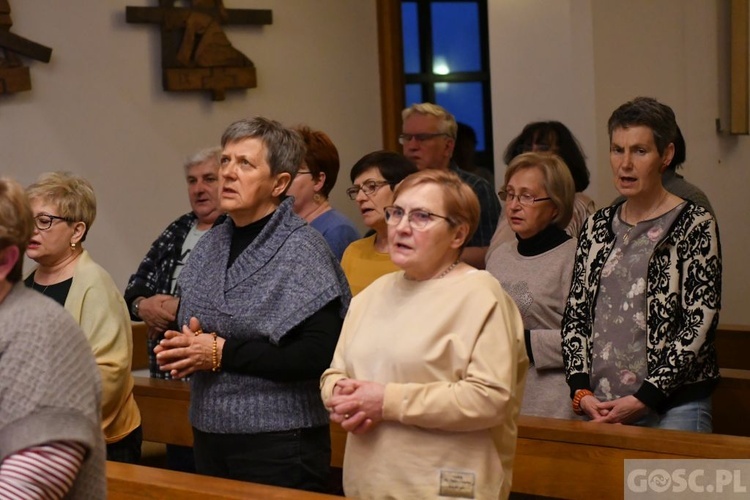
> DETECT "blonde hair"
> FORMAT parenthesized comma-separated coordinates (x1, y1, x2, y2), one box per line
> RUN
(401, 103, 457, 138)
(0, 177, 34, 282)
(393, 170, 479, 248)
(26, 172, 97, 241)
(503, 152, 575, 230)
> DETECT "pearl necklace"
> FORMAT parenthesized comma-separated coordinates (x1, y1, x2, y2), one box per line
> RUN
(405, 259, 461, 281)
(622, 190, 668, 244)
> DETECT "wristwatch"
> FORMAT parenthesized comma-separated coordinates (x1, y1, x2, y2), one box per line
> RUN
(131, 297, 144, 320)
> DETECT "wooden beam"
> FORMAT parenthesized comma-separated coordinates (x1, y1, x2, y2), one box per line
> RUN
(0, 30, 51, 62)
(0, 66, 30, 94)
(376, 0, 405, 152)
(126, 6, 272, 26)
(730, 0, 749, 134)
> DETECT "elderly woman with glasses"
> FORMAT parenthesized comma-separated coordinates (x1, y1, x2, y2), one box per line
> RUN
(486, 121, 595, 266)
(286, 126, 360, 260)
(486, 152, 580, 420)
(339, 150, 417, 295)
(154, 117, 351, 492)
(0, 177, 106, 498)
(24, 172, 142, 463)
(322, 170, 527, 499)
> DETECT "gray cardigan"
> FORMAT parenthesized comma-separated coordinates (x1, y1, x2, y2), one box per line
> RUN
(0, 284, 106, 498)
(178, 198, 351, 434)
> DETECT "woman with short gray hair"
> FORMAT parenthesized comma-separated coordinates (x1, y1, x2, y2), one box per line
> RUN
(155, 117, 351, 491)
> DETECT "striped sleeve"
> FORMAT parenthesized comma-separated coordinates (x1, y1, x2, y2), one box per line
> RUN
(0, 441, 86, 500)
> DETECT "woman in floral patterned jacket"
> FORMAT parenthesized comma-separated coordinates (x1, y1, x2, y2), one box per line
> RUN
(562, 97, 721, 432)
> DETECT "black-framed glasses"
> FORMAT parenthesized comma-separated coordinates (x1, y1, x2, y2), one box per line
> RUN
(398, 133, 452, 145)
(383, 206, 451, 230)
(498, 190, 552, 207)
(346, 180, 390, 200)
(34, 214, 72, 231)
(296, 170, 313, 176)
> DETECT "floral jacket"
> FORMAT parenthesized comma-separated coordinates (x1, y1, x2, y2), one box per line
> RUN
(562, 201, 721, 411)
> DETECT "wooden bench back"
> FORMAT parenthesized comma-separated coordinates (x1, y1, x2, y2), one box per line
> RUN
(514, 415, 750, 499)
(107, 461, 343, 499)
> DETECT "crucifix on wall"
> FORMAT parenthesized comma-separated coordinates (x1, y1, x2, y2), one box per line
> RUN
(0, 0, 53, 95)
(126, 1, 272, 101)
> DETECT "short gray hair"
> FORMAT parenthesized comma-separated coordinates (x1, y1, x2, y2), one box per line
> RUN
(401, 102, 457, 139)
(184, 146, 221, 173)
(220, 117, 306, 178)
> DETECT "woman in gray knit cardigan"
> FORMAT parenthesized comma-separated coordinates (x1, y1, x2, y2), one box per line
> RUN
(154, 117, 351, 492)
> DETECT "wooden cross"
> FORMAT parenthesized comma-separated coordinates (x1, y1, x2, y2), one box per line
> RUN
(0, 0, 53, 95)
(126, 1, 272, 101)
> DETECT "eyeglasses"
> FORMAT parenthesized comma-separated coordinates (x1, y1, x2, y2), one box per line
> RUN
(346, 180, 390, 200)
(34, 214, 72, 231)
(398, 133, 452, 145)
(383, 206, 451, 230)
(498, 190, 552, 207)
(297, 170, 313, 176)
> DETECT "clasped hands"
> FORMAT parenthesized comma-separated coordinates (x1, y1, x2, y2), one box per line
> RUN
(154, 316, 223, 379)
(138, 294, 179, 338)
(579, 394, 649, 424)
(326, 379, 385, 435)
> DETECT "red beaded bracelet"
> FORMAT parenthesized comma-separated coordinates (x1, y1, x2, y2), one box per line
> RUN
(572, 389, 594, 415)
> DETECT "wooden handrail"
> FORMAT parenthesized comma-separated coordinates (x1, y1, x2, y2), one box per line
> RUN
(107, 461, 344, 499)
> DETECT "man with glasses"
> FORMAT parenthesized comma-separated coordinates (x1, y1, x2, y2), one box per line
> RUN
(401, 103, 500, 268)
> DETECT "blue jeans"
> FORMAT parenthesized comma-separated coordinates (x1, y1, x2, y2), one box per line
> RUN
(634, 397, 712, 433)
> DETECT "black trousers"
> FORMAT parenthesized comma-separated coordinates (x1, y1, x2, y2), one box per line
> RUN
(106, 425, 142, 464)
(192, 425, 331, 493)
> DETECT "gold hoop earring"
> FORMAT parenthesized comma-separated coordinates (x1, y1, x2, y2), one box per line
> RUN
(313, 193, 323, 204)
(70, 242, 76, 250)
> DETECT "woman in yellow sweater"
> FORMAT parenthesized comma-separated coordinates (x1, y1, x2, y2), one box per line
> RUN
(340, 151, 417, 295)
(25, 172, 141, 463)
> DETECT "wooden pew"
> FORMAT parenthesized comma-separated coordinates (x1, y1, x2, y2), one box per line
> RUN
(514, 415, 750, 499)
(132, 374, 750, 498)
(712, 368, 750, 438)
(131, 325, 750, 496)
(133, 376, 192, 446)
(107, 461, 344, 499)
(715, 324, 750, 371)
(131, 322, 149, 371)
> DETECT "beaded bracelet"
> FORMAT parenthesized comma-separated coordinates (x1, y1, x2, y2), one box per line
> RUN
(211, 332, 221, 372)
(572, 389, 594, 415)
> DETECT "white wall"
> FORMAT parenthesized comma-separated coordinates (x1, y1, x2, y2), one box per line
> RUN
(489, 0, 749, 324)
(3, 0, 380, 290)
(488, 0, 598, 195)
